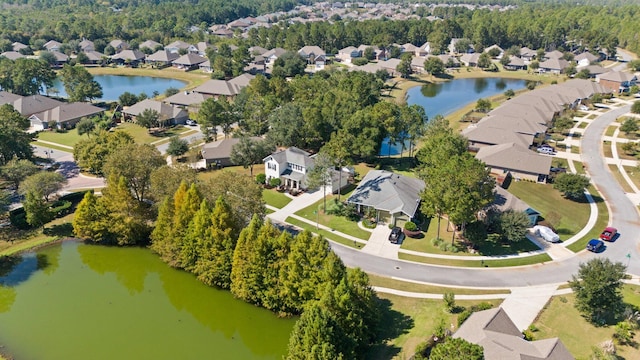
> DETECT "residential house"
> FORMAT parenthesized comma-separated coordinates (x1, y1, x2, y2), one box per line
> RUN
(50, 51, 69, 66)
(475, 142, 551, 182)
(448, 38, 473, 54)
(29, 102, 104, 131)
(519, 47, 537, 62)
(484, 44, 504, 59)
(201, 137, 267, 168)
(460, 53, 481, 67)
(263, 146, 350, 193)
(249, 46, 269, 56)
(172, 53, 207, 70)
(0, 91, 23, 106)
(454, 307, 574, 360)
(503, 56, 526, 71)
(139, 40, 163, 52)
(438, 54, 460, 68)
(79, 39, 95, 52)
(346, 170, 425, 226)
(597, 71, 638, 93)
(43, 40, 62, 52)
(193, 73, 255, 99)
(578, 64, 607, 78)
(491, 186, 541, 226)
(199, 60, 213, 73)
(81, 51, 105, 65)
(228, 18, 253, 30)
(410, 56, 427, 73)
(110, 49, 146, 66)
(165, 40, 194, 54)
(574, 52, 598, 67)
(462, 124, 535, 151)
(337, 46, 361, 62)
(400, 43, 418, 54)
(0, 51, 24, 60)
(212, 27, 234, 38)
(145, 50, 179, 67)
(122, 99, 188, 125)
(163, 91, 207, 109)
(415, 42, 433, 57)
(298, 45, 326, 64)
(543, 50, 564, 60)
(263, 47, 287, 65)
(7, 95, 63, 117)
(11, 42, 28, 52)
(314, 54, 327, 70)
(378, 58, 401, 76)
(109, 39, 129, 53)
(538, 58, 568, 74)
(195, 42, 213, 56)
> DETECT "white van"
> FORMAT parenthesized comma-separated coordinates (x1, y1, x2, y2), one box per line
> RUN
(537, 147, 555, 155)
(533, 225, 560, 243)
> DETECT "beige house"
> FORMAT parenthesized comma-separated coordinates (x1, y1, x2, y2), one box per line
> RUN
(476, 143, 552, 182)
(193, 74, 254, 99)
(29, 102, 104, 130)
(597, 71, 638, 93)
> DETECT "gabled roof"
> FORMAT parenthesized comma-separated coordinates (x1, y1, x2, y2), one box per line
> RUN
(298, 45, 325, 57)
(0, 91, 22, 105)
(492, 186, 536, 214)
(539, 58, 568, 71)
(193, 74, 254, 96)
(140, 40, 163, 50)
(476, 143, 552, 175)
(173, 53, 207, 66)
(264, 146, 314, 169)
(11, 42, 28, 51)
(196, 42, 212, 53)
(520, 47, 536, 57)
(557, 79, 612, 97)
(82, 51, 105, 62)
(454, 308, 574, 360)
(109, 39, 128, 48)
(490, 103, 553, 125)
(0, 51, 24, 60)
(51, 51, 68, 62)
(11, 95, 63, 116)
(122, 99, 186, 120)
(346, 170, 425, 218)
(79, 39, 94, 51)
(401, 43, 418, 52)
(580, 64, 607, 75)
(146, 50, 179, 62)
(506, 55, 525, 67)
(249, 46, 269, 55)
(111, 49, 145, 61)
(484, 44, 504, 53)
(263, 47, 287, 58)
(462, 124, 534, 148)
(574, 52, 598, 63)
(30, 102, 104, 124)
(202, 137, 265, 161)
(165, 40, 192, 50)
(544, 50, 564, 60)
(460, 53, 481, 64)
(598, 71, 637, 83)
(43, 40, 62, 50)
(163, 91, 207, 107)
(339, 46, 358, 54)
(379, 58, 401, 70)
(477, 114, 547, 135)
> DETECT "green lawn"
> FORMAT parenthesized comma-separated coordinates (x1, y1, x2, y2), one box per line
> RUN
(31, 140, 74, 153)
(294, 195, 372, 241)
(616, 142, 638, 161)
(551, 158, 569, 169)
(37, 129, 85, 147)
(368, 294, 502, 360)
(367, 274, 510, 295)
(113, 122, 192, 144)
(0, 213, 75, 256)
(566, 186, 609, 252)
(262, 189, 292, 209)
(572, 160, 585, 175)
(603, 141, 613, 158)
(398, 252, 552, 268)
(532, 286, 640, 360)
(605, 125, 617, 137)
(507, 181, 590, 241)
(624, 165, 640, 190)
(285, 216, 360, 249)
(577, 122, 588, 129)
(608, 164, 634, 193)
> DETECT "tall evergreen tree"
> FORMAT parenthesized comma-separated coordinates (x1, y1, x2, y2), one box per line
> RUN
(73, 191, 109, 241)
(150, 196, 176, 262)
(100, 175, 151, 245)
(286, 302, 345, 360)
(181, 199, 212, 271)
(231, 215, 263, 301)
(23, 189, 52, 229)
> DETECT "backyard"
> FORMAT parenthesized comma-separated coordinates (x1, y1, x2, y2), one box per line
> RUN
(294, 193, 372, 241)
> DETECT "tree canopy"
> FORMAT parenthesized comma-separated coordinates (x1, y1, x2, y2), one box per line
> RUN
(59, 64, 103, 102)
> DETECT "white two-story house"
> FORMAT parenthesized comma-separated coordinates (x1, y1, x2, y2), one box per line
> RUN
(263, 147, 349, 193)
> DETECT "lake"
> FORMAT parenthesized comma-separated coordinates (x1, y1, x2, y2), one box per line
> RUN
(379, 77, 527, 156)
(50, 75, 187, 101)
(0, 241, 295, 360)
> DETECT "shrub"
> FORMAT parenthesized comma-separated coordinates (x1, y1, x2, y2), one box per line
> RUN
(443, 292, 456, 313)
(269, 178, 281, 187)
(255, 173, 266, 184)
(523, 329, 535, 341)
(431, 237, 443, 247)
(404, 221, 417, 231)
(457, 302, 494, 326)
(362, 218, 377, 229)
(50, 200, 72, 217)
(351, 58, 369, 66)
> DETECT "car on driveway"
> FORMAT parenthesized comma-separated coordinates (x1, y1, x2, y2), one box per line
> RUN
(389, 227, 402, 244)
(599, 227, 617, 241)
(186, 119, 197, 126)
(587, 239, 604, 252)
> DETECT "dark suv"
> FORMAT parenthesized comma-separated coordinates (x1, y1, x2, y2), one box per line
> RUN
(389, 227, 402, 244)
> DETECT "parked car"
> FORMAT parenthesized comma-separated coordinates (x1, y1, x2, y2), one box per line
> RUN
(537, 146, 555, 155)
(533, 225, 560, 243)
(389, 227, 402, 244)
(587, 239, 604, 252)
(186, 119, 197, 126)
(599, 227, 617, 241)
(550, 167, 567, 174)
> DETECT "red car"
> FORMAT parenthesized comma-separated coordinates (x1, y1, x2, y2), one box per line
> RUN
(599, 227, 617, 241)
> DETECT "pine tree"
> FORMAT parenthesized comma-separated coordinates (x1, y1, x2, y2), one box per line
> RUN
(73, 191, 109, 241)
(167, 182, 201, 266)
(100, 175, 151, 245)
(261, 230, 292, 313)
(231, 215, 262, 301)
(286, 302, 345, 360)
(194, 197, 237, 288)
(149, 197, 175, 261)
(181, 199, 211, 271)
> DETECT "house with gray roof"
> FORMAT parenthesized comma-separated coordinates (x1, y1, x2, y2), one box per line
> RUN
(9, 95, 63, 117)
(79, 39, 95, 52)
(12, 42, 28, 52)
(0, 91, 23, 105)
(145, 50, 179, 67)
(298, 45, 326, 64)
(346, 170, 425, 226)
(81, 51, 105, 64)
(111, 49, 145, 65)
(43, 40, 62, 52)
(164, 91, 207, 108)
(165, 40, 195, 54)
(454, 307, 574, 360)
(172, 53, 207, 70)
(476, 142, 552, 182)
(463, 124, 535, 150)
(109, 39, 129, 53)
(202, 137, 267, 168)
(122, 99, 188, 125)
(0, 51, 24, 60)
(538, 58, 568, 74)
(193, 74, 254, 99)
(543, 50, 564, 60)
(263, 47, 287, 64)
(503, 55, 526, 70)
(140, 40, 163, 52)
(460, 53, 481, 67)
(597, 71, 638, 93)
(51, 51, 69, 66)
(519, 47, 537, 62)
(29, 102, 104, 130)
(575, 52, 598, 67)
(491, 186, 541, 226)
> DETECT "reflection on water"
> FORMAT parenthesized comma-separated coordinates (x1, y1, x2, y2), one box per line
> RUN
(420, 83, 442, 98)
(474, 78, 488, 93)
(495, 79, 507, 90)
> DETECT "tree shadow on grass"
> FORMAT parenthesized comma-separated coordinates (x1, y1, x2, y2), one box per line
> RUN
(43, 223, 74, 237)
(365, 296, 415, 360)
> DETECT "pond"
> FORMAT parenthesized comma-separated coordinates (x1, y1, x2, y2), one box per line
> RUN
(379, 77, 527, 156)
(0, 241, 295, 360)
(49, 75, 187, 101)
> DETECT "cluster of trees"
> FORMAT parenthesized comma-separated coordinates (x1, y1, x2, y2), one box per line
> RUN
(147, 181, 379, 357)
(0, 105, 34, 166)
(0, 58, 55, 96)
(58, 64, 103, 102)
(416, 117, 496, 243)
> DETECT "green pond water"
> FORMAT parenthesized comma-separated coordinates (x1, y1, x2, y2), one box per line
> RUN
(0, 241, 295, 360)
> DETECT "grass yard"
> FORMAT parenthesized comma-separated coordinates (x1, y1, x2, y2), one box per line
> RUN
(605, 125, 618, 137)
(285, 216, 360, 249)
(570, 146, 580, 154)
(37, 129, 85, 148)
(572, 160, 586, 175)
(587, 114, 598, 120)
(616, 142, 639, 161)
(623, 165, 640, 190)
(603, 141, 613, 158)
(608, 164, 634, 193)
(113, 122, 192, 144)
(198, 164, 266, 182)
(577, 122, 588, 129)
(367, 294, 501, 360)
(507, 181, 590, 241)
(532, 286, 640, 360)
(0, 213, 75, 256)
(398, 252, 552, 267)
(262, 189, 292, 209)
(31, 140, 74, 153)
(294, 194, 372, 240)
(367, 274, 510, 295)
(566, 185, 609, 252)
(552, 158, 569, 169)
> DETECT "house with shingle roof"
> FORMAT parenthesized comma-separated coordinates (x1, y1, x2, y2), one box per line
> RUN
(43, 40, 62, 52)
(79, 39, 95, 52)
(597, 71, 638, 93)
(10, 95, 63, 117)
(0, 51, 24, 60)
(0, 91, 23, 105)
(484, 44, 504, 59)
(139, 40, 163, 52)
(346, 170, 425, 226)
(462, 124, 535, 150)
(163, 91, 207, 109)
(29, 102, 104, 130)
(202, 137, 268, 168)
(574, 52, 598, 67)
(538, 58, 568, 74)
(145, 50, 179, 67)
(172, 53, 207, 70)
(543, 50, 564, 60)
(298, 45, 326, 64)
(109, 39, 129, 53)
(416, 42, 433, 57)
(503, 55, 526, 70)
(519, 47, 537, 62)
(193, 74, 254, 99)
(454, 307, 574, 360)
(111, 49, 145, 66)
(263, 47, 287, 64)
(81, 51, 105, 64)
(476, 142, 552, 182)
(460, 53, 481, 67)
(165, 40, 195, 54)
(122, 99, 188, 125)
(12, 42, 28, 52)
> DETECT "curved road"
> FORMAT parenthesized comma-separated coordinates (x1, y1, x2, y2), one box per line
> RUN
(332, 104, 640, 288)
